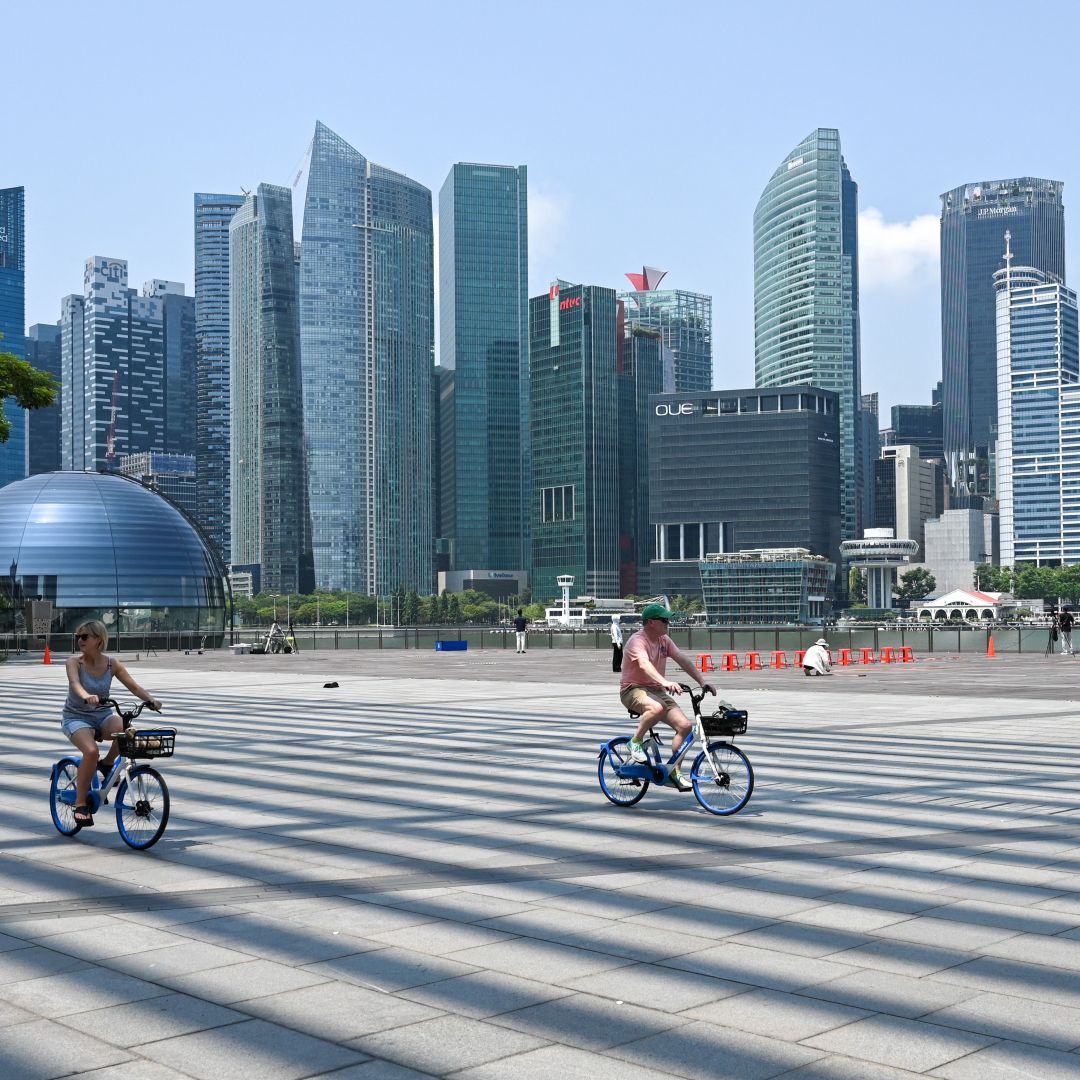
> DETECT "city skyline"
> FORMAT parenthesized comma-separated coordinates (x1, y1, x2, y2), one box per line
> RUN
(9, 2, 1080, 417)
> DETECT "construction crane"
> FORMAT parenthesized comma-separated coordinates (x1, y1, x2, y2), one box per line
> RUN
(104, 371, 119, 464)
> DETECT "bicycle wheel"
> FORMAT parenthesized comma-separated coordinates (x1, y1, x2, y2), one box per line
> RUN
(115, 766, 170, 849)
(598, 738, 650, 806)
(690, 742, 754, 816)
(49, 758, 82, 836)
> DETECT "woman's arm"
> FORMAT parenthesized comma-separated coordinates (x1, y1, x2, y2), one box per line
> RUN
(111, 660, 162, 710)
(65, 656, 97, 705)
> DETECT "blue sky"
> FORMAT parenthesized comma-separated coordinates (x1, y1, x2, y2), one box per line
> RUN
(5, 0, 1078, 413)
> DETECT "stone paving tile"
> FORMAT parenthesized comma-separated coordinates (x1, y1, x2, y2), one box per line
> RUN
(786, 901, 913, 932)
(868, 915, 1021, 951)
(929, 1039, 1080, 1079)
(815, 885, 948, 914)
(623, 904, 775, 941)
(930, 954, 1080, 1009)
(59, 992, 247, 1047)
(0, 997, 38, 1028)
(285, 898, 443, 937)
(366, 918, 517, 956)
(0, 915, 118, 940)
(917, 898, 1080, 935)
(829, 938, 974, 977)
(102, 940, 269, 979)
(0, 944, 92, 984)
(685, 886, 827, 919)
(65, 1061, 197, 1079)
(450, 1042, 666, 1080)
(476, 906, 617, 942)
(804, 1014, 996, 1072)
(133, 1017, 366, 1079)
(0, 965, 168, 1018)
(661, 941, 860, 992)
(112, 904, 242, 928)
(349, 1014, 548, 1074)
(685, 987, 870, 1041)
(305, 946, 481, 993)
(556, 921, 721, 963)
(159, 958, 330, 1005)
(237, 981, 444, 1041)
(802, 968, 981, 1018)
(979, 930, 1080, 971)
(779, 1056, 934, 1079)
(608, 1018, 825, 1079)
(724, 921, 875, 958)
(488, 990, 686, 1050)
(342, 891, 535, 924)
(25, 923, 192, 963)
(0, 1017, 132, 1079)
(529, 885, 672, 920)
(398, 970, 573, 1019)
(921, 989, 1080, 1050)
(317, 1064, 440, 1080)
(450, 937, 633, 983)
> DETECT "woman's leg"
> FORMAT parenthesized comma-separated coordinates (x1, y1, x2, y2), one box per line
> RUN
(68, 728, 99, 808)
(97, 715, 124, 775)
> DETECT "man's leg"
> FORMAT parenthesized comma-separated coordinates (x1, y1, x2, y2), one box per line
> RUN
(657, 705, 692, 756)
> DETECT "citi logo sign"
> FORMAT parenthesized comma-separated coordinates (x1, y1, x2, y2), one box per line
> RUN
(655, 403, 695, 417)
(559, 296, 581, 311)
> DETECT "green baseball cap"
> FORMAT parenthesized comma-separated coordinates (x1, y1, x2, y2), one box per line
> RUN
(641, 603, 674, 622)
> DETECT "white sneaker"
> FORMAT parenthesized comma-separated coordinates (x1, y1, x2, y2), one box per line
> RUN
(627, 737, 647, 762)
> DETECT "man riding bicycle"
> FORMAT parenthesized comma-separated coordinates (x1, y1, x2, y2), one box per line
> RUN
(620, 603, 715, 791)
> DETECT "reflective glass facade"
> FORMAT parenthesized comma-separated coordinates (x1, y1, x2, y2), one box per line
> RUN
(649, 388, 841, 601)
(230, 185, 310, 594)
(994, 262, 1080, 565)
(529, 284, 619, 600)
(26, 324, 62, 476)
(754, 129, 861, 541)
(0, 471, 226, 635)
(618, 288, 711, 393)
(300, 122, 433, 594)
(699, 550, 835, 625)
(438, 163, 528, 574)
(941, 178, 1065, 494)
(194, 192, 245, 564)
(0, 187, 26, 489)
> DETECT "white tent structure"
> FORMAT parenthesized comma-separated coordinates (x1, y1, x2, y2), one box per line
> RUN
(916, 589, 1016, 623)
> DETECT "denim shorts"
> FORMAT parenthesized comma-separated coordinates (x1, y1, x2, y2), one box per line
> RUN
(60, 714, 114, 740)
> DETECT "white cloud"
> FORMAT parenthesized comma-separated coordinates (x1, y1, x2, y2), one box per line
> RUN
(858, 207, 939, 291)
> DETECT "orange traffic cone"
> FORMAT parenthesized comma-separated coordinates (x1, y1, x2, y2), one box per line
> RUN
(987, 635, 996, 658)
(43, 642, 51, 665)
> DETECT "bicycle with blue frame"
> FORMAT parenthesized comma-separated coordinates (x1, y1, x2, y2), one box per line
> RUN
(50, 698, 176, 850)
(598, 684, 754, 816)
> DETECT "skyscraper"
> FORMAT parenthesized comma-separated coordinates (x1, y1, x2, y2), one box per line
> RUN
(145, 280, 196, 455)
(26, 323, 62, 476)
(0, 187, 26, 489)
(754, 128, 862, 540)
(229, 184, 310, 594)
(941, 178, 1065, 495)
(60, 258, 166, 473)
(619, 267, 710, 393)
(438, 162, 528, 576)
(300, 121, 434, 595)
(528, 282, 619, 600)
(993, 237, 1080, 566)
(194, 192, 245, 564)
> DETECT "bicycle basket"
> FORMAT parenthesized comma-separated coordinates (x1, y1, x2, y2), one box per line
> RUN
(116, 728, 176, 759)
(700, 709, 748, 737)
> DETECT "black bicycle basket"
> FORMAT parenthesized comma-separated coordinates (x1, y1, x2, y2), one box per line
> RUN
(116, 728, 176, 759)
(700, 708, 748, 737)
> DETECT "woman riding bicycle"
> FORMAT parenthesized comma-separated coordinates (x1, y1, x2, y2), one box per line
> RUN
(61, 620, 162, 827)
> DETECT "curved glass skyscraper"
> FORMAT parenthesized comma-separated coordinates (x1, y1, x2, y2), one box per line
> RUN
(300, 122, 434, 595)
(754, 129, 861, 541)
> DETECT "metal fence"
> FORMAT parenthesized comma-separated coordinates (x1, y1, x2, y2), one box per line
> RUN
(0, 625, 1056, 657)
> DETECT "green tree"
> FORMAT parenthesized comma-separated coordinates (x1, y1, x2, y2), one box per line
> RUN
(436, 591, 449, 624)
(0, 337, 58, 444)
(895, 567, 937, 602)
(975, 564, 1014, 593)
(402, 591, 420, 626)
(447, 593, 462, 623)
(848, 567, 867, 604)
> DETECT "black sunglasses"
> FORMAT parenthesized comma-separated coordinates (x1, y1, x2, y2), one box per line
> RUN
(75, 633, 95, 642)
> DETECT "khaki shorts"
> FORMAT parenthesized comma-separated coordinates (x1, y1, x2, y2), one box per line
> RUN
(620, 685, 678, 715)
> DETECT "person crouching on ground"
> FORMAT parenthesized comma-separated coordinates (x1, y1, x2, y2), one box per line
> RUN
(61, 620, 163, 827)
(802, 638, 833, 676)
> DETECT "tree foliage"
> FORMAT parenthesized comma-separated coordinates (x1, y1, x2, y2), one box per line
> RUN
(0, 338, 59, 443)
(895, 567, 937, 602)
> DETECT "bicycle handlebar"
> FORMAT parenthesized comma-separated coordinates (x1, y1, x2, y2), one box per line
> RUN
(97, 698, 161, 725)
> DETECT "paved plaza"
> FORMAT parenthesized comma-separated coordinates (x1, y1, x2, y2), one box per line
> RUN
(2, 648, 1080, 1079)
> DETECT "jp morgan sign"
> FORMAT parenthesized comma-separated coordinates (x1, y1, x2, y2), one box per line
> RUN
(977, 206, 1019, 219)
(655, 402, 696, 417)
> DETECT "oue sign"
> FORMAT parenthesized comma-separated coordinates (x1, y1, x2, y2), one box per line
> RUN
(655, 403, 695, 417)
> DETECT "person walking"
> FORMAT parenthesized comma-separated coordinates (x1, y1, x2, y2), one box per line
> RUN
(1059, 607, 1075, 656)
(802, 637, 833, 676)
(610, 614, 624, 672)
(513, 609, 529, 654)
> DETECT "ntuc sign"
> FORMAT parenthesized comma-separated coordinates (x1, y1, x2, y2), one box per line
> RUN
(549, 283, 581, 311)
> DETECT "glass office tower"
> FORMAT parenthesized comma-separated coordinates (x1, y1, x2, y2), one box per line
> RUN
(994, 243, 1080, 566)
(194, 192, 245, 563)
(619, 276, 711, 393)
(754, 129, 862, 541)
(26, 324, 62, 475)
(0, 187, 26, 489)
(300, 122, 434, 595)
(941, 178, 1064, 495)
(229, 184, 310, 594)
(528, 282, 619, 600)
(438, 163, 528, 575)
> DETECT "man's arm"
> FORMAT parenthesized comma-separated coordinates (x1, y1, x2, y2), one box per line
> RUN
(670, 644, 713, 691)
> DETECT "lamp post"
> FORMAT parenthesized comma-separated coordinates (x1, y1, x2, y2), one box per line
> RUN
(273, 596, 277, 623)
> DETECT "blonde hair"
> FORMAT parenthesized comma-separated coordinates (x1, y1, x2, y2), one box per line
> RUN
(75, 620, 109, 651)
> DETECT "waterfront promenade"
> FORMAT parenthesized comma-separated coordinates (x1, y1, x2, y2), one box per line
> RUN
(1, 649, 1080, 1078)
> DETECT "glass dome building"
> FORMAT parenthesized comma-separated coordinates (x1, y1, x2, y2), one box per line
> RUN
(0, 471, 227, 639)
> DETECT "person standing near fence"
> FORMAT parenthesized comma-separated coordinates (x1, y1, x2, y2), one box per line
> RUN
(514, 609, 529, 654)
(610, 614, 624, 672)
(1059, 607, 1075, 656)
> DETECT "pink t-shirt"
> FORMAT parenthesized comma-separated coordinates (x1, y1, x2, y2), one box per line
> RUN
(620, 629, 674, 690)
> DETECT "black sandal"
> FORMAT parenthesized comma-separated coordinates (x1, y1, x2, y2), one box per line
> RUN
(73, 805, 94, 826)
